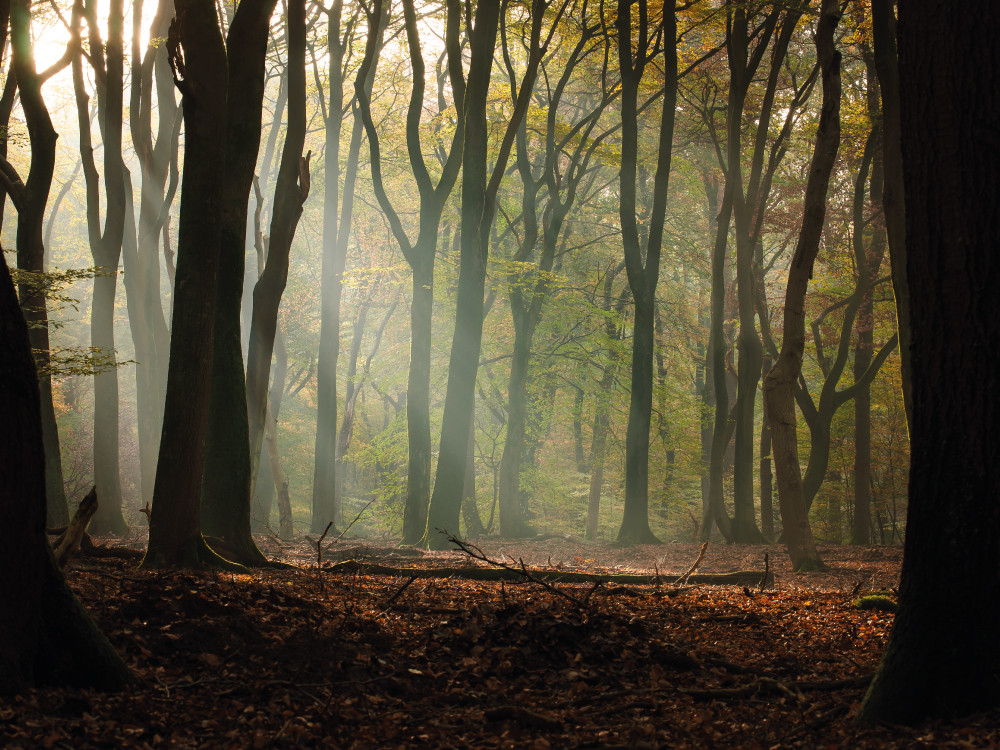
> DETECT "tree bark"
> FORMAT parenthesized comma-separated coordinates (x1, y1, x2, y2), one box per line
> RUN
(615, 0, 676, 544)
(426, 0, 546, 549)
(0, 224, 131, 695)
(761, 0, 840, 573)
(142, 0, 234, 569)
(857, 0, 1000, 724)
(199, 0, 280, 567)
(71, 0, 129, 536)
(7, 0, 69, 526)
(245, 0, 310, 509)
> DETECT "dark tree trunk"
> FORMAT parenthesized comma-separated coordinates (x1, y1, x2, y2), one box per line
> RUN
(142, 0, 234, 569)
(245, 0, 310, 508)
(572, 385, 587, 473)
(6, 0, 69, 526)
(615, 0, 676, 544)
(199, 0, 280, 567)
(0, 214, 131, 695)
(857, 0, 1000, 724)
(870, 0, 911, 434)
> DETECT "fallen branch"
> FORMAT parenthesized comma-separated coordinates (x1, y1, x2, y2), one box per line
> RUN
(52, 486, 99, 566)
(323, 559, 769, 587)
(678, 673, 873, 702)
(675, 541, 708, 585)
(316, 521, 333, 566)
(448, 535, 583, 606)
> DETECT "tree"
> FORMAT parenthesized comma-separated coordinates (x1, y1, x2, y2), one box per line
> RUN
(310, 0, 367, 534)
(71, 0, 129, 535)
(354, 0, 463, 544)
(0, 0, 71, 526)
(199, 0, 282, 565)
(0, 233, 131, 695)
(614, 0, 676, 544)
(142, 0, 235, 569)
(857, 0, 1000, 724)
(425, 0, 552, 548)
(245, 0, 310, 525)
(761, 0, 840, 573)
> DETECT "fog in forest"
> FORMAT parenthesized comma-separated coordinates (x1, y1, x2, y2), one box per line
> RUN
(2, 0, 908, 559)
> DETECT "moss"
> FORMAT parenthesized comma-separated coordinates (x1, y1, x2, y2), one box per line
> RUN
(854, 594, 898, 613)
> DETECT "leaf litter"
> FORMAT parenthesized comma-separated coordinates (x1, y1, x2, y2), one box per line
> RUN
(3, 537, 998, 748)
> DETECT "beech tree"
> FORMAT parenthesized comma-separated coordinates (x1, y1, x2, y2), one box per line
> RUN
(857, 0, 1000, 724)
(761, 0, 840, 573)
(0, 222, 131, 695)
(614, 0, 676, 544)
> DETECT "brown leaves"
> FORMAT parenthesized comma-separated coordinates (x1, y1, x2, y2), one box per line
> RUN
(0, 541, 995, 748)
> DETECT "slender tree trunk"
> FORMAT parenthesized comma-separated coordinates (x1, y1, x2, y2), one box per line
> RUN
(870, 0, 911, 434)
(72, 0, 129, 536)
(426, 0, 543, 548)
(762, 0, 840, 573)
(615, 0, 676, 545)
(858, 0, 1000, 724)
(7, 0, 68, 526)
(246, 0, 310, 503)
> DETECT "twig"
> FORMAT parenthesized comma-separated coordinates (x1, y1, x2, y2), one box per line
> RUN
(447, 534, 583, 607)
(382, 575, 417, 610)
(675, 541, 708, 585)
(316, 521, 333, 566)
(759, 552, 770, 592)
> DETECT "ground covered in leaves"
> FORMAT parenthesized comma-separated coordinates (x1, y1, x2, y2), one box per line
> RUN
(4, 537, 999, 748)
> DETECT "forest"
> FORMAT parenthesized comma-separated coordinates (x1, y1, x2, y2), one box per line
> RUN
(2, 0, 999, 745)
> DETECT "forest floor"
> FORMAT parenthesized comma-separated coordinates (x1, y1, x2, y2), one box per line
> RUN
(4, 534, 999, 748)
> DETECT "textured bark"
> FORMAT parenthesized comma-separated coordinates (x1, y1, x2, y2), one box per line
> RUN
(0, 240, 131, 695)
(857, 0, 1000, 725)
(199, 0, 279, 567)
(615, 0, 676, 544)
(761, 0, 840, 573)
(142, 0, 233, 569)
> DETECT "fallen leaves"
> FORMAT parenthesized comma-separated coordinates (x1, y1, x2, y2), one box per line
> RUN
(0, 539, 996, 748)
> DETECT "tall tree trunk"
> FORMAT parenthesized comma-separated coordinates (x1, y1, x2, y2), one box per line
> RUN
(124, 0, 178, 504)
(869, 0, 911, 434)
(311, 0, 366, 533)
(0, 243, 132, 695)
(615, 0, 676, 544)
(5, 0, 69, 525)
(354, 0, 463, 545)
(142, 0, 234, 569)
(72, 0, 129, 535)
(858, 0, 1000, 725)
(245, 0, 310, 505)
(199, 0, 280, 566)
(762, 0, 840, 573)
(426, 0, 544, 549)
